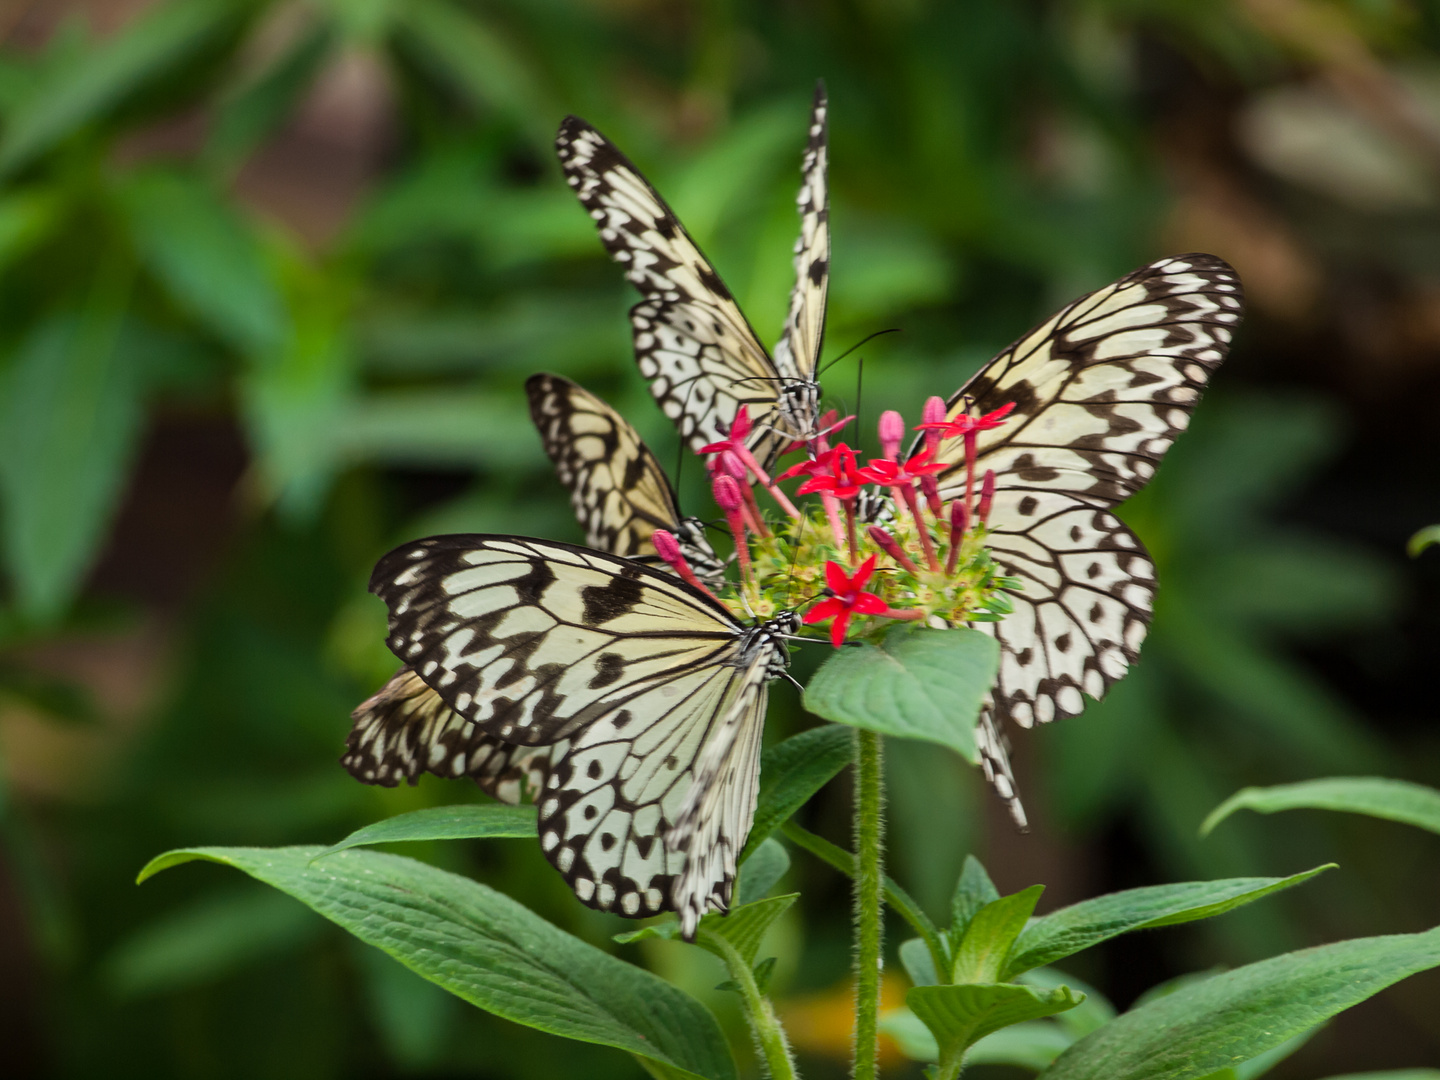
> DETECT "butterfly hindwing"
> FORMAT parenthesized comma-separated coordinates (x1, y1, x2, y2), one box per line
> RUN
(927, 254, 1242, 823)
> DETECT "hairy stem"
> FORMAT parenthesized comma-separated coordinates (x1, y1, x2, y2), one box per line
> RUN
(853, 729, 884, 1080)
(699, 929, 797, 1080)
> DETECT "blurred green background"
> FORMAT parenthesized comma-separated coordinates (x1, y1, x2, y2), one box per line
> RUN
(1, 0, 1439, 1076)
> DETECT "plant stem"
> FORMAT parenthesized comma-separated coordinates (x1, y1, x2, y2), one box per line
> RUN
(779, 821, 948, 980)
(699, 929, 797, 1080)
(853, 728, 884, 1080)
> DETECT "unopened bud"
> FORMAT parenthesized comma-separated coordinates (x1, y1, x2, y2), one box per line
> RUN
(978, 469, 995, 524)
(652, 528, 681, 566)
(717, 449, 748, 482)
(712, 472, 744, 512)
(867, 525, 921, 576)
(922, 396, 947, 452)
(878, 410, 904, 460)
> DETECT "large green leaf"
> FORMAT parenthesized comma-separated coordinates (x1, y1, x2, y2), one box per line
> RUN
(908, 982, 1083, 1068)
(953, 885, 1044, 983)
(139, 846, 737, 1080)
(0, 0, 242, 177)
(314, 804, 539, 859)
(117, 169, 288, 357)
(803, 624, 998, 760)
(0, 307, 144, 621)
(951, 855, 1001, 937)
(1202, 778, 1440, 837)
(740, 724, 853, 860)
(616, 894, 798, 969)
(1005, 866, 1334, 979)
(1039, 926, 1440, 1080)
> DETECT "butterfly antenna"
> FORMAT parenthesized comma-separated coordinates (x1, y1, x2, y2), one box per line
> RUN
(855, 355, 865, 456)
(818, 327, 900, 378)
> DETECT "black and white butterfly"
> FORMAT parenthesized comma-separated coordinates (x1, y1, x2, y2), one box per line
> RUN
(555, 83, 830, 473)
(919, 253, 1243, 825)
(525, 373, 724, 588)
(359, 535, 797, 937)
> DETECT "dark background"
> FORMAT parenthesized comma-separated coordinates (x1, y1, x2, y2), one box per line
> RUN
(0, 0, 1438, 1076)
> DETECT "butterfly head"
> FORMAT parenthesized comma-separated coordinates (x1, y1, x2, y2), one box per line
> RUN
(778, 377, 820, 439)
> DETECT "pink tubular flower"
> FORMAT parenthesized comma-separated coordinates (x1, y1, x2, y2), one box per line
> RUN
(803, 557, 889, 647)
(784, 444, 869, 500)
(652, 529, 719, 600)
(712, 472, 754, 583)
(700, 406, 800, 518)
(878, 410, 905, 461)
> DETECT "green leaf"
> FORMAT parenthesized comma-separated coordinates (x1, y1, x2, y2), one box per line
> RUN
(1019, 969, 1115, 1038)
(1202, 778, 1440, 837)
(350, 939, 459, 1071)
(139, 846, 736, 1080)
(899, 936, 939, 987)
(0, 0, 241, 178)
(883, 1009, 1076, 1068)
(803, 624, 999, 761)
(951, 855, 1001, 937)
(736, 838, 789, 906)
(740, 724, 853, 860)
(953, 885, 1044, 983)
(314, 804, 538, 859)
(0, 306, 144, 621)
(1407, 525, 1440, 557)
(0, 189, 60, 273)
(616, 894, 798, 969)
(102, 888, 323, 998)
(908, 982, 1083, 1066)
(117, 169, 288, 357)
(1039, 926, 1440, 1080)
(1006, 866, 1335, 979)
(1320, 1073, 1440, 1080)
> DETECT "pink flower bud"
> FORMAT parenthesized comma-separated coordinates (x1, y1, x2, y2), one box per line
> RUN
(712, 472, 744, 512)
(867, 525, 921, 576)
(717, 449, 748, 482)
(878, 410, 904, 460)
(922, 395, 947, 452)
(652, 528, 681, 565)
(978, 469, 995, 524)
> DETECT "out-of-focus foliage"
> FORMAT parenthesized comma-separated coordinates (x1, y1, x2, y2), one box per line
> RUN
(1, 0, 1438, 1076)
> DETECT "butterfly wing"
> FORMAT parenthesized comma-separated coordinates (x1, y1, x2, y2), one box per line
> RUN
(525, 373, 685, 560)
(929, 254, 1242, 819)
(368, 534, 775, 924)
(555, 116, 794, 469)
(344, 666, 555, 803)
(773, 82, 830, 385)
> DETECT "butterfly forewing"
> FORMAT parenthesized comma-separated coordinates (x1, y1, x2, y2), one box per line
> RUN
(926, 254, 1242, 823)
(773, 81, 829, 385)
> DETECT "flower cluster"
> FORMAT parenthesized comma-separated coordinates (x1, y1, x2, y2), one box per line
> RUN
(652, 397, 1019, 646)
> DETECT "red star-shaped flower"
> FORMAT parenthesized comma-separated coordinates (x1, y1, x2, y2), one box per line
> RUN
(804, 556, 889, 647)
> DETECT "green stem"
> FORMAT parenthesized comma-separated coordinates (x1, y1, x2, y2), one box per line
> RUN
(698, 929, 797, 1080)
(779, 822, 948, 982)
(853, 728, 884, 1080)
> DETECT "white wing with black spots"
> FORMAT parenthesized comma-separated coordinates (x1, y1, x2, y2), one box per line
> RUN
(366, 533, 794, 934)
(924, 254, 1241, 822)
(555, 88, 830, 471)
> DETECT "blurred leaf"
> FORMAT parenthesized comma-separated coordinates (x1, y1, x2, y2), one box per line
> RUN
(0, 189, 61, 273)
(899, 936, 939, 987)
(350, 939, 460, 1070)
(953, 885, 1044, 983)
(315, 804, 539, 859)
(740, 724, 853, 860)
(117, 168, 288, 356)
(908, 982, 1083, 1068)
(883, 1007, 1075, 1068)
(1019, 969, 1116, 1038)
(0, 0, 243, 178)
(735, 838, 789, 906)
(0, 303, 144, 621)
(827, 224, 954, 326)
(1407, 525, 1440, 557)
(140, 846, 738, 1080)
(204, 23, 334, 177)
(803, 624, 998, 760)
(1202, 778, 1440, 838)
(1200, 537, 1398, 633)
(332, 390, 544, 470)
(1040, 927, 1440, 1080)
(395, 0, 552, 135)
(1318, 1074, 1440, 1080)
(1006, 866, 1335, 980)
(103, 888, 324, 998)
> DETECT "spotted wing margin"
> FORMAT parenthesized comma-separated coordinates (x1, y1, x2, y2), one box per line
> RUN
(539, 645, 767, 927)
(773, 81, 829, 383)
(344, 666, 554, 803)
(555, 116, 790, 466)
(929, 253, 1243, 509)
(525, 373, 682, 560)
(371, 534, 744, 748)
